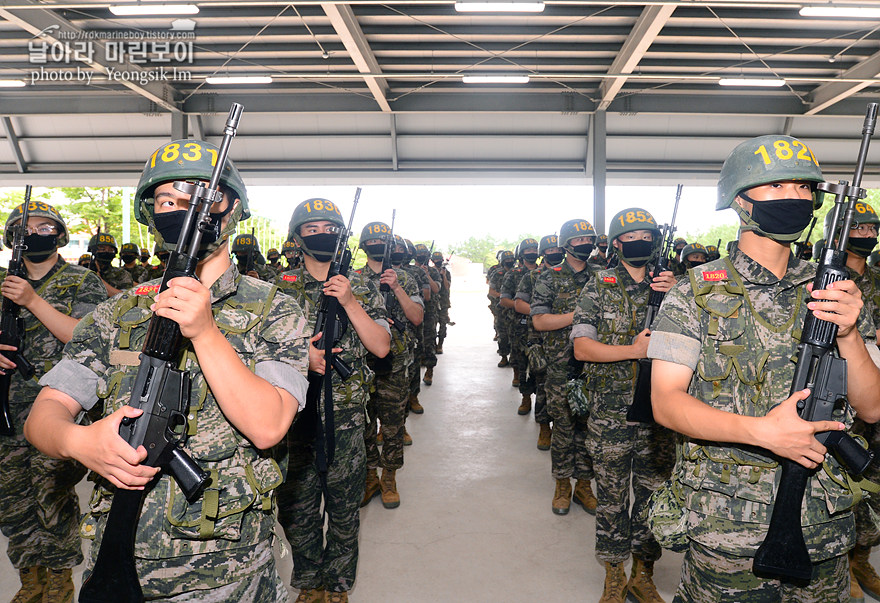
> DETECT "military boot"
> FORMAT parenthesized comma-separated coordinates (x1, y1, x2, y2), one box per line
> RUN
(537, 423, 552, 451)
(552, 478, 572, 515)
(497, 355, 509, 367)
(423, 367, 433, 386)
(325, 592, 349, 603)
(403, 426, 413, 446)
(627, 557, 665, 603)
(376, 431, 383, 446)
(435, 341, 444, 354)
(12, 567, 45, 603)
(42, 568, 73, 603)
(512, 367, 520, 387)
(361, 468, 380, 507)
(408, 394, 424, 415)
(599, 562, 627, 603)
(852, 559, 866, 603)
(380, 469, 400, 509)
(517, 394, 531, 416)
(572, 479, 598, 515)
(851, 545, 880, 601)
(294, 588, 324, 603)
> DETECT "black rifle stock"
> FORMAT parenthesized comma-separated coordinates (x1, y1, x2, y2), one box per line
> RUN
(245, 228, 256, 274)
(794, 216, 818, 259)
(627, 185, 682, 423)
(752, 103, 878, 584)
(0, 188, 36, 436)
(79, 103, 244, 603)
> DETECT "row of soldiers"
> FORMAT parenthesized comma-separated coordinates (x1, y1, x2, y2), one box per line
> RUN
(484, 188, 880, 602)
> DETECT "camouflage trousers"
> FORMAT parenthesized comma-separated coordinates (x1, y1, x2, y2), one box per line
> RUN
(493, 305, 510, 356)
(509, 320, 535, 397)
(421, 308, 439, 368)
(0, 444, 86, 569)
(673, 540, 849, 602)
(853, 419, 880, 548)
(587, 395, 673, 564)
(546, 363, 593, 480)
(533, 370, 549, 424)
(365, 364, 409, 471)
(438, 301, 450, 343)
(278, 406, 366, 592)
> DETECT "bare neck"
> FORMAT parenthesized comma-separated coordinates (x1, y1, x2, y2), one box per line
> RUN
(737, 230, 791, 280)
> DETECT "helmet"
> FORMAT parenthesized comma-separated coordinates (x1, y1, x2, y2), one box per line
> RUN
(359, 221, 392, 247)
(140, 247, 150, 260)
(498, 250, 515, 264)
(78, 253, 91, 265)
(681, 242, 707, 262)
(717, 135, 824, 212)
(705, 244, 718, 255)
(281, 240, 297, 254)
(134, 139, 249, 225)
(231, 233, 259, 253)
(288, 198, 345, 257)
(121, 242, 139, 256)
(607, 208, 662, 243)
(154, 243, 169, 257)
(559, 219, 597, 248)
(673, 237, 687, 250)
(597, 234, 608, 247)
(431, 251, 444, 265)
(405, 239, 416, 262)
(266, 248, 279, 261)
(4, 200, 69, 248)
(814, 238, 825, 257)
(519, 237, 538, 253)
(414, 243, 431, 262)
(87, 232, 118, 254)
(705, 244, 720, 260)
(538, 235, 559, 255)
(824, 201, 880, 240)
(495, 250, 505, 261)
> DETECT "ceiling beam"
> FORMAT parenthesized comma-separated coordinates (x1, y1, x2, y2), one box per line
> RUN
(321, 2, 391, 112)
(0, 0, 180, 113)
(805, 49, 880, 116)
(1, 116, 27, 173)
(597, 4, 675, 111)
(190, 114, 206, 140)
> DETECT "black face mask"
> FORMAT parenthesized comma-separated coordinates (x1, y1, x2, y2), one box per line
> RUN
(140, 255, 149, 263)
(619, 239, 655, 267)
(684, 259, 706, 270)
(543, 252, 564, 266)
(157, 253, 170, 264)
(567, 243, 594, 262)
(235, 254, 250, 266)
(153, 209, 226, 258)
(121, 253, 138, 264)
(94, 252, 116, 265)
(739, 193, 814, 242)
(416, 255, 430, 265)
(522, 252, 539, 264)
(23, 234, 57, 263)
(364, 243, 386, 260)
(598, 246, 608, 254)
(502, 260, 515, 269)
(849, 236, 878, 258)
(300, 233, 338, 262)
(390, 252, 406, 265)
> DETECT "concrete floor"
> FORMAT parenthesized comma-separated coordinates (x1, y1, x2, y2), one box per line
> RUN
(5, 280, 865, 601)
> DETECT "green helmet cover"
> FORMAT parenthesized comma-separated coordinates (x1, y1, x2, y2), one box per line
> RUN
(121, 242, 139, 256)
(231, 233, 259, 253)
(519, 237, 538, 253)
(281, 240, 297, 253)
(288, 198, 345, 259)
(359, 221, 391, 247)
(4, 201, 69, 248)
(608, 207, 662, 265)
(681, 242, 707, 261)
(498, 250, 514, 264)
(539, 234, 559, 255)
(88, 232, 117, 254)
(559, 219, 597, 249)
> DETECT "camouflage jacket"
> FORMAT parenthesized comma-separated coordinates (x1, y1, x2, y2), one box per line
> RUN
(486, 263, 502, 306)
(516, 263, 549, 346)
(123, 263, 148, 285)
(530, 259, 592, 359)
(275, 266, 387, 408)
(355, 263, 421, 371)
(437, 266, 452, 309)
(143, 264, 166, 283)
(571, 264, 649, 394)
(647, 243, 877, 561)
(39, 264, 310, 586)
(501, 264, 533, 330)
(416, 263, 442, 315)
(588, 255, 608, 271)
(0, 258, 105, 445)
(853, 265, 880, 334)
(400, 263, 428, 334)
(98, 264, 134, 291)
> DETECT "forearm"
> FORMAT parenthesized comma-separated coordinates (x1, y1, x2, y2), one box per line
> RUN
(499, 297, 514, 309)
(343, 299, 391, 357)
(103, 281, 121, 297)
(394, 286, 423, 326)
(191, 327, 296, 449)
(25, 390, 82, 460)
(430, 280, 440, 294)
(838, 331, 880, 422)
(25, 296, 79, 344)
(514, 299, 531, 315)
(532, 312, 573, 332)
(574, 336, 639, 362)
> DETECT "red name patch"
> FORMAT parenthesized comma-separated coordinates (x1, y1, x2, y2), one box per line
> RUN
(281, 274, 298, 282)
(134, 284, 160, 296)
(552, 266, 562, 272)
(602, 276, 617, 284)
(702, 270, 727, 282)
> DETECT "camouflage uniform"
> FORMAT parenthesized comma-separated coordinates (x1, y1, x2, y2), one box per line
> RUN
(436, 264, 452, 347)
(515, 264, 550, 424)
(487, 263, 502, 347)
(647, 243, 877, 599)
(274, 265, 386, 593)
(501, 264, 535, 398)
(356, 264, 421, 471)
(571, 264, 673, 564)
(97, 264, 134, 292)
(123, 262, 147, 284)
(39, 264, 310, 600)
(489, 264, 511, 359)
(401, 263, 428, 405)
(416, 262, 442, 369)
(530, 261, 594, 481)
(0, 258, 105, 571)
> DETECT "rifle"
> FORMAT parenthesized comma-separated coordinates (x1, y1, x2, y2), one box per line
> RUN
(0, 188, 36, 436)
(245, 228, 256, 275)
(88, 227, 101, 275)
(380, 210, 396, 294)
(627, 184, 682, 423)
(299, 189, 360, 473)
(78, 103, 243, 603)
(752, 103, 878, 584)
(793, 216, 818, 259)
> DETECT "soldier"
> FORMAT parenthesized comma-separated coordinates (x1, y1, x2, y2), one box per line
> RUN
(589, 233, 610, 270)
(231, 233, 274, 281)
(282, 239, 301, 271)
(516, 235, 564, 449)
(139, 246, 150, 269)
(143, 244, 169, 282)
(679, 242, 708, 270)
(648, 134, 880, 600)
(120, 242, 147, 284)
(266, 247, 283, 274)
(571, 208, 676, 602)
(87, 232, 134, 296)
(431, 251, 453, 354)
(400, 239, 429, 418)
(25, 138, 310, 600)
(501, 238, 539, 410)
(275, 199, 390, 603)
(413, 243, 441, 385)
(0, 201, 105, 603)
(77, 254, 91, 268)
(490, 250, 515, 368)
(704, 244, 721, 263)
(531, 219, 597, 516)
(356, 224, 424, 509)
(822, 200, 880, 600)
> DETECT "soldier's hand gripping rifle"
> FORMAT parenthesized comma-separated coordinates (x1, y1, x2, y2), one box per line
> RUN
(78, 103, 244, 603)
(752, 103, 878, 584)
(0, 188, 36, 436)
(627, 185, 682, 423)
(304, 190, 360, 474)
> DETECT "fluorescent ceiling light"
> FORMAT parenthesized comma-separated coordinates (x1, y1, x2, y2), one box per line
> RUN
(0, 80, 26, 88)
(109, 4, 199, 16)
(463, 74, 530, 84)
(206, 75, 273, 85)
(799, 6, 880, 18)
(455, 2, 545, 13)
(719, 77, 785, 87)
